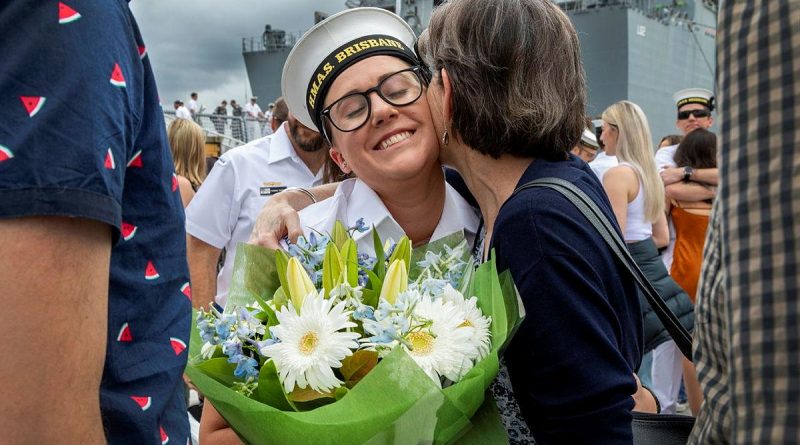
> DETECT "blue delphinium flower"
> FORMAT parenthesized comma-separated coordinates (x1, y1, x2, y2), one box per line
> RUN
(286, 232, 330, 287)
(356, 253, 377, 287)
(417, 250, 442, 269)
(196, 312, 218, 344)
(215, 313, 237, 341)
(351, 217, 369, 233)
(222, 338, 243, 361)
(353, 304, 375, 321)
(233, 356, 259, 379)
(414, 241, 470, 290)
(256, 338, 279, 355)
(361, 291, 420, 348)
(235, 307, 265, 338)
(420, 278, 449, 297)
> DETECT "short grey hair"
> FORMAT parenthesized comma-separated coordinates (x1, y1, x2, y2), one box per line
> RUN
(423, 0, 586, 160)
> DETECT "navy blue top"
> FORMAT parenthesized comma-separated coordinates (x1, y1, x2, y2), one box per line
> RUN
(0, 2, 191, 444)
(492, 156, 643, 444)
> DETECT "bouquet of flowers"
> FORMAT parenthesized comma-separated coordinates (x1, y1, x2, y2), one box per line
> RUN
(186, 222, 523, 444)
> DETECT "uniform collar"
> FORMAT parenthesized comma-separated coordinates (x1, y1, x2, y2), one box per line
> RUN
(346, 179, 479, 247)
(267, 123, 299, 165)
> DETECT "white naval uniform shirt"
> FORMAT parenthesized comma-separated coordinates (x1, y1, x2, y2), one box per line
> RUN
(186, 123, 323, 306)
(187, 99, 198, 115)
(175, 106, 191, 119)
(297, 178, 480, 256)
(244, 102, 262, 120)
(655, 144, 679, 270)
(589, 151, 619, 182)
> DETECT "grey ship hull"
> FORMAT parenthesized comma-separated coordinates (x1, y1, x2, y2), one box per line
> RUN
(573, 5, 715, 141)
(243, 49, 290, 105)
(244, 1, 716, 144)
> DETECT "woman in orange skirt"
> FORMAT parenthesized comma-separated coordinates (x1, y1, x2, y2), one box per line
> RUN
(667, 129, 717, 303)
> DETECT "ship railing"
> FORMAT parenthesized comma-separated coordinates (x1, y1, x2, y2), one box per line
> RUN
(164, 111, 251, 155)
(242, 30, 306, 54)
(557, 0, 705, 23)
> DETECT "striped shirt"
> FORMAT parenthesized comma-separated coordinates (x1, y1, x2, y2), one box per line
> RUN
(690, 1, 800, 443)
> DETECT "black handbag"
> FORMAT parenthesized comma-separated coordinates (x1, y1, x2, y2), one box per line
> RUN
(511, 177, 695, 445)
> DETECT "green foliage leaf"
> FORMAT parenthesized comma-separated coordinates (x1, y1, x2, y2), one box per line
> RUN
(362, 268, 383, 307)
(225, 243, 282, 313)
(274, 249, 290, 294)
(288, 387, 336, 402)
(340, 350, 379, 388)
(371, 227, 386, 279)
(272, 286, 288, 309)
(188, 308, 205, 366)
(250, 292, 279, 328)
(362, 289, 378, 309)
(340, 239, 359, 288)
(322, 242, 343, 298)
(253, 360, 296, 411)
(388, 235, 412, 272)
(195, 358, 243, 387)
(331, 220, 350, 250)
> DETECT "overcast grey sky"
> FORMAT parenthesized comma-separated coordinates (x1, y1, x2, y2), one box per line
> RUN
(130, 1, 348, 110)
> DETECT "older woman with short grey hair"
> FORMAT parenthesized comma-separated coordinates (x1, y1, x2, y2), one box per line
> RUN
(421, 0, 643, 442)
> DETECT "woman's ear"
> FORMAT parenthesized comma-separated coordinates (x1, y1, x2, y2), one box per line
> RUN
(329, 148, 350, 174)
(440, 68, 454, 124)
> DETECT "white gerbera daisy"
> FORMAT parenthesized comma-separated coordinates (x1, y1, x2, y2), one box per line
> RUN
(261, 291, 361, 393)
(441, 285, 492, 360)
(404, 295, 479, 386)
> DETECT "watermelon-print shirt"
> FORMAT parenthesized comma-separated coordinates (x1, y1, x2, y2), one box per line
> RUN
(0, 2, 191, 444)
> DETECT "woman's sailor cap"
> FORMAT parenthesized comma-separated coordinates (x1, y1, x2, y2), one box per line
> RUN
(580, 127, 599, 148)
(282, 7, 419, 132)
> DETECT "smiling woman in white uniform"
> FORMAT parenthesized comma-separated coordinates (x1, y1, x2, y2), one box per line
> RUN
(282, 8, 479, 251)
(199, 8, 478, 443)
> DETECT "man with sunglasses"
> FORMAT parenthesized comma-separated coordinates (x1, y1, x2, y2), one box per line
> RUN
(656, 88, 718, 188)
(655, 89, 718, 260)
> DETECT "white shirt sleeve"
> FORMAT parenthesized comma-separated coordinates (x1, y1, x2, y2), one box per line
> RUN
(185, 156, 240, 249)
(655, 144, 678, 170)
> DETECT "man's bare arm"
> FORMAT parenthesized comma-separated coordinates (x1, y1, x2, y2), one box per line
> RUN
(0, 216, 110, 444)
(660, 167, 719, 186)
(187, 235, 222, 309)
(665, 182, 715, 202)
(691, 168, 719, 185)
(250, 182, 340, 249)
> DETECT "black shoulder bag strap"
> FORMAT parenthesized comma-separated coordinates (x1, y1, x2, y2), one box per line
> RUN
(510, 177, 693, 360)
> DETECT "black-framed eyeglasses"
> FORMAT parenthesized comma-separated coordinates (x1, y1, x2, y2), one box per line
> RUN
(321, 66, 425, 134)
(677, 109, 711, 120)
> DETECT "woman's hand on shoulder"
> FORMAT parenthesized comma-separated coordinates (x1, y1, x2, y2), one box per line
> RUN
(249, 197, 303, 249)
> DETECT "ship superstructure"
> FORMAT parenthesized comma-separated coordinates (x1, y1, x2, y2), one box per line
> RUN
(243, 0, 716, 143)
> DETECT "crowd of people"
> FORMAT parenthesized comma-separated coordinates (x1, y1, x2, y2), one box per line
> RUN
(1, 1, 798, 444)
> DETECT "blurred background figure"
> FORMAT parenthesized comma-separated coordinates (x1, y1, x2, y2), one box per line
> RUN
(230, 99, 244, 140)
(261, 101, 275, 137)
(270, 96, 288, 130)
(168, 118, 207, 207)
(244, 96, 262, 140)
(187, 92, 201, 120)
(211, 100, 228, 134)
(571, 118, 600, 163)
(174, 100, 192, 119)
(659, 134, 683, 149)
